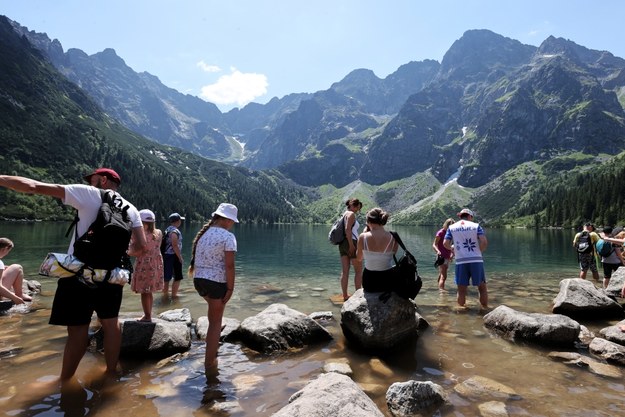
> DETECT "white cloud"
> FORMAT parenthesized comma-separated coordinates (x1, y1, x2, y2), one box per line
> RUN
(196, 60, 222, 73)
(199, 68, 268, 106)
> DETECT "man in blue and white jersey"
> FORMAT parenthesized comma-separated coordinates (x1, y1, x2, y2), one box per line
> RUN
(443, 208, 488, 309)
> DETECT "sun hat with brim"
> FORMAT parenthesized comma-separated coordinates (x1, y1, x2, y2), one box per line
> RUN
(457, 208, 475, 217)
(84, 168, 121, 184)
(139, 209, 156, 223)
(212, 203, 239, 223)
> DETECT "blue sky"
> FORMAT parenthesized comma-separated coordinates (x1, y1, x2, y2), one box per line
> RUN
(2, 0, 624, 111)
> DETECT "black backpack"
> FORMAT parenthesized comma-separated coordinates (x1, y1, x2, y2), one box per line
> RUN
(576, 231, 593, 254)
(378, 232, 422, 302)
(69, 190, 133, 270)
(160, 229, 170, 254)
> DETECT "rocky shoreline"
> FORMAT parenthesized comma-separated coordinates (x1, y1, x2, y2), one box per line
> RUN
(4, 269, 625, 416)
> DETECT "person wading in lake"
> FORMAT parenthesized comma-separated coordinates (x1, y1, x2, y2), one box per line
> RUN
(0, 168, 147, 382)
(432, 218, 455, 291)
(188, 203, 238, 373)
(573, 222, 600, 282)
(443, 208, 489, 309)
(337, 198, 363, 301)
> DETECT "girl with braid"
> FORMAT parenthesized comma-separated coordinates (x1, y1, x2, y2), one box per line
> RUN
(188, 203, 239, 373)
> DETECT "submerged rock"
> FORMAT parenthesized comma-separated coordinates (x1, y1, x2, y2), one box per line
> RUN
(272, 372, 384, 417)
(454, 375, 521, 401)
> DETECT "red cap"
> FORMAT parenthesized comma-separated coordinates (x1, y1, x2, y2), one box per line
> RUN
(84, 168, 121, 184)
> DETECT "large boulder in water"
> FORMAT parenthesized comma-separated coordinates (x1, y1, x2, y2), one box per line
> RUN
(272, 372, 384, 417)
(483, 305, 580, 347)
(552, 278, 624, 319)
(605, 268, 625, 300)
(232, 303, 333, 353)
(340, 289, 428, 352)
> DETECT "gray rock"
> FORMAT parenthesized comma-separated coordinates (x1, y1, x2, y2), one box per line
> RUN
(386, 380, 448, 416)
(478, 401, 510, 417)
(195, 316, 240, 341)
(25, 279, 41, 295)
(272, 372, 384, 417)
(589, 337, 625, 366)
(548, 351, 623, 378)
(110, 319, 191, 358)
(454, 376, 520, 401)
(483, 305, 580, 346)
(158, 308, 192, 325)
(605, 267, 625, 299)
(233, 303, 333, 353)
(309, 311, 333, 321)
(323, 361, 353, 376)
(599, 320, 625, 345)
(340, 289, 426, 352)
(552, 278, 624, 319)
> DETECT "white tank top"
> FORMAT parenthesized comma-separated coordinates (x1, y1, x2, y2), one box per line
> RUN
(362, 234, 395, 271)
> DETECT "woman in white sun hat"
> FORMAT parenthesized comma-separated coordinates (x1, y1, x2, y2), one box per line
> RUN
(188, 203, 239, 373)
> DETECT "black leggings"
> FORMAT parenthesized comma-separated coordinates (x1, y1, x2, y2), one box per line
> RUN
(362, 268, 394, 293)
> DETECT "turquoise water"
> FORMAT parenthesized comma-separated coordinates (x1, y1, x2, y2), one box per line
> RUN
(1, 221, 623, 416)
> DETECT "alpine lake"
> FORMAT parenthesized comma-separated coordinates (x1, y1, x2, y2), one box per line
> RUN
(1, 221, 624, 416)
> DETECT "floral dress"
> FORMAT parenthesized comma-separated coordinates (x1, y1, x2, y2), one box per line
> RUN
(131, 230, 164, 293)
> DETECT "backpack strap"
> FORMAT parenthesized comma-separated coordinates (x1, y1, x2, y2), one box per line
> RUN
(389, 231, 408, 252)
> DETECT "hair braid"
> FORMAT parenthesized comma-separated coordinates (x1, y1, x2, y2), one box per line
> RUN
(187, 217, 216, 277)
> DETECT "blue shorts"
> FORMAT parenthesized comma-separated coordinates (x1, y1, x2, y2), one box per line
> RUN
(454, 262, 486, 286)
(163, 253, 183, 282)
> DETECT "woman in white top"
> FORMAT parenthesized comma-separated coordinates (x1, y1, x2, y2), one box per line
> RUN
(338, 198, 363, 301)
(188, 203, 238, 373)
(357, 208, 398, 293)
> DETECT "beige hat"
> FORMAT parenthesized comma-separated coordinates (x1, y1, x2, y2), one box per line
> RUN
(212, 203, 239, 223)
(457, 208, 475, 217)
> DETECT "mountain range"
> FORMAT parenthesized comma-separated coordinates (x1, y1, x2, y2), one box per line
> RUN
(5, 15, 625, 226)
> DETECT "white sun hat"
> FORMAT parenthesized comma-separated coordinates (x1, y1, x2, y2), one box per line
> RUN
(212, 203, 239, 223)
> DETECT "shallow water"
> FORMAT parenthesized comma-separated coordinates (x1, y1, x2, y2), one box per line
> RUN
(1, 223, 624, 416)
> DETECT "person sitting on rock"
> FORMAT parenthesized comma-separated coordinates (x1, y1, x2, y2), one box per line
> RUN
(356, 208, 398, 293)
(0, 237, 31, 304)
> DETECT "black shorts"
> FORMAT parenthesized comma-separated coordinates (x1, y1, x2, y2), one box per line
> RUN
(163, 254, 184, 282)
(362, 268, 394, 293)
(602, 262, 620, 279)
(194, 278, 228, 299)
(49, 276, 123, 326)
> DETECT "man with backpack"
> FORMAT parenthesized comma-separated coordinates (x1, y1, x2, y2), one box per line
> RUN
(0, 168, 146, 382)
(163, 212, 185, 298)
(573, 222, 600, 282)
(598, 226, 623, 288)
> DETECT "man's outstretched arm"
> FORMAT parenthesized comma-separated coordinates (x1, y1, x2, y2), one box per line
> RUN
(0, 175, 65, 200)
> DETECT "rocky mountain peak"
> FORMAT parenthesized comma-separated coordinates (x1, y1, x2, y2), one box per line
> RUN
(439, 29, 535, 81)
